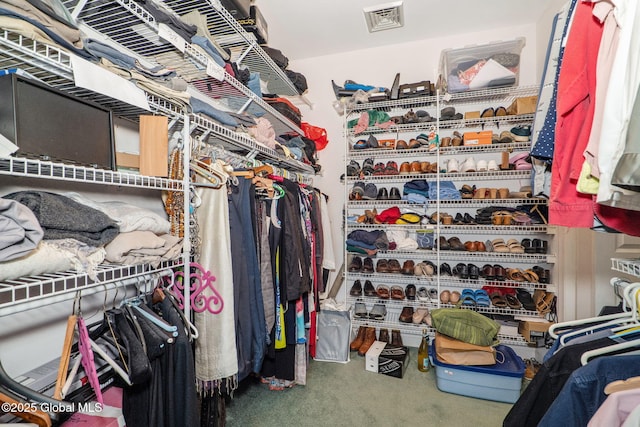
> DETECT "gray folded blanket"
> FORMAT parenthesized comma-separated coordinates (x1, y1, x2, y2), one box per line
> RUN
(3, 191, 119, 247)
(0, 198, 44, 262)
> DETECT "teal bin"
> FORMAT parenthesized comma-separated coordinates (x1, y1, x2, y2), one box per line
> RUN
(429, 341, 525, 403)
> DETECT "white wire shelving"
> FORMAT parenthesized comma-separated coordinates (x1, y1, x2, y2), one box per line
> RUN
(347, 141, 533, 159)
(345, 169, 532, 183)
(0, 261, 180, 317)
(611, 258, 640, 278)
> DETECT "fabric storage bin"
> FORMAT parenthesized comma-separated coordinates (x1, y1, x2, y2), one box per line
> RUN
(429, 342, 525, 403)
(439, 38, 526, 93)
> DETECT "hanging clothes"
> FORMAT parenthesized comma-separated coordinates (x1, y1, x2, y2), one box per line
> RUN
(193, 163, 238, 393)
(228, 177, 267, 381)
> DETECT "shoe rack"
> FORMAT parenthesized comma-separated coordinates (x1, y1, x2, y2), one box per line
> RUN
(343, 84, 555, 347)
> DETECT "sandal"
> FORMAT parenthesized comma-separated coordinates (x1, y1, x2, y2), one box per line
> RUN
(474, 289, 491, 307)
(490, 291, 508, 308)
(458, 289, 476, 307)
(376, 285, 390, 299)
(505, 293, 522, 309)
(491, 238, 510, 253)
(507, 238, 525, 254)
(517, 289, 537, 311)
(506, 268, 525, 282)
(523, 269, 539, 283)
(390, 285, 405, 300)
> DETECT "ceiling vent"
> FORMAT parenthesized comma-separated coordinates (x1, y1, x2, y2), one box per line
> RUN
(363, 1, 404, 33)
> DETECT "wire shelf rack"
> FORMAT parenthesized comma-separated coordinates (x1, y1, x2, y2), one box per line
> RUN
(345, 169, 531, 183)
(0, 261, 181, 316)
(611, 258, 640, 278)
(347, 141, 532, 159)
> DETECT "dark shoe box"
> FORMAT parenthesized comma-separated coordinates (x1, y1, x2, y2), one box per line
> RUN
(366, 342, 409, 378)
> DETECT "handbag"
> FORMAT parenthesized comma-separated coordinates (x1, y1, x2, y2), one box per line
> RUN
(434, 332, 496, 366)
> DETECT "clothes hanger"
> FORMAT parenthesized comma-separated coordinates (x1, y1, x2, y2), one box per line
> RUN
(548, 278, 636, 339)
(121, 276, 179, 337)
(157, 269, 199, 340)
(0, 389, 52, 426)
(53, 297, 78, 400)
(604, 375, 640, 395)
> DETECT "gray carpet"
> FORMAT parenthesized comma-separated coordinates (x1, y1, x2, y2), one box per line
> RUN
(226, 348, 513, 426)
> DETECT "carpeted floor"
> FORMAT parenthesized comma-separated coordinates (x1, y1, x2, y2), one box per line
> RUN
(225, 348, 514, 427)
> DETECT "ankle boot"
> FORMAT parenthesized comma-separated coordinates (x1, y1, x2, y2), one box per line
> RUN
(378, 328, 390, 343)
(357, 327, 377, 356)
(391, 329, 403, 346)
(350, 326, 366, 351)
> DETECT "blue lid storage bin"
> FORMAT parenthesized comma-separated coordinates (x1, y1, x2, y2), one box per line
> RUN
(429, 341, 525, 403)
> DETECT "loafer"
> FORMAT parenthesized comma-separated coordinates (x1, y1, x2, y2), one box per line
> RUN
(398, 306, 414, 323)
(448, 236, 465, 251)
(387, 259, 402, 273)
(348, 256, 363, 272)
(455, 263, 469, 279)
(493, 264, 506, 281)
(362, 257, 374, 273)
(389, 187, 402, 200)
(468, 263, 480, 280)
(377, 187, 389, 200)
(376, 259, 389, 273)
(349, 280, 362, 296)
(405, 284, 417, 300)
(363, 280, 376, 296)
(399, 162, 411, 174)
(410, 161, 422, 173)
(402, 260, 416, 275)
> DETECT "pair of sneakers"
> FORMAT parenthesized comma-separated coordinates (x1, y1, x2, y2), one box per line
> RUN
(351, 181, 378, 200)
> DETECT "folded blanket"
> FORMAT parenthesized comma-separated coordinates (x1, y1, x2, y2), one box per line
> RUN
(63, 192, 170, 234)
(3, 191, 119, 246)
(0, 198, 43, 262)
(104, 231, 182, 267)
(0, 239, 106, 282)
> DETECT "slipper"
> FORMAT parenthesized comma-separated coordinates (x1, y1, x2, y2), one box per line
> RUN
(474, 289, 491, 307)
(516, 289, 536, 311)
(354, 302, 368, 319)
(369, 303, 387, 320)
(507, 238, 525, 254)
(505, 293, 522, 309)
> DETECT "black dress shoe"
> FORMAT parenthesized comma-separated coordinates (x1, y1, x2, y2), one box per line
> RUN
(405, 284, 417, 300)
(463, 213, 476, 224)
(377, 187, 389, 200)
(440, 263, 452, 276)
(364, 280, 376, 296)
(455, 263, 469, 279)
(468, 263, 480, 280)
(350, 280, 362, 296)
(389, 187, 402, 200)
(454, 213, 465, 224)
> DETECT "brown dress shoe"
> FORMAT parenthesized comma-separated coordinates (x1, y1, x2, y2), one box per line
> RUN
(399, 306, 414, 323)
(410, 161, 421, 173)
(399, 162, 411, 174)
(420, 161, 431, 173)
(358, 327, 377, 356)
(379, 328, 390, 343)
(391, 329, 403, 346)
(350, 326, 366, 351)
(376, 259, 389, 273)
(401, 260, 415, 275)
(387, 259, 402, 273)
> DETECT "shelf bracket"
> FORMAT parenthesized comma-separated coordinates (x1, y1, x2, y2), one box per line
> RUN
(237, 98, 253, 115)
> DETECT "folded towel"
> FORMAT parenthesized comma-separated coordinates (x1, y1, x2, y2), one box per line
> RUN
(0, 198, 43, 262)
(3, 191, 119, 247)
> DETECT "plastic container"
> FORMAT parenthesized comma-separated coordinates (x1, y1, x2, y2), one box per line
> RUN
(429, 341, 525, 403)
(439, 38, 526, 93)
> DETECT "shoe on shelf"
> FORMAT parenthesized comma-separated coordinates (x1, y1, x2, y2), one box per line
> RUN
(460, 157, 477, 173)
(348, 256, 363, 272)
(476, 159, 488, 172)
(363, 280, 376, 296)
(357, 327, 377, 356)
(362, 183, 378, 200)
(377, 187, 389, 200)
(378, 328, 390, 343)
(447, 158, 460, 173)
(347, 160, 361, 176)
(391, 329, 403, 346)
(487, 160, 499, 171)
(389, 187, 402, 200)
(349, 280, 362, 296)
(399, 162, 411, 174)
(398, 306, 414, 323)
(367, 135, 379, 148)
(510, 125, 531, 141)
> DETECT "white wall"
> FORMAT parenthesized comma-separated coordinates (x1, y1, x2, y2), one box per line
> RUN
(293, 23, 540, 300)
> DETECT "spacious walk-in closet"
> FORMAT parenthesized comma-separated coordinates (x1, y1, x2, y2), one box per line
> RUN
(1, 0, 640, 426)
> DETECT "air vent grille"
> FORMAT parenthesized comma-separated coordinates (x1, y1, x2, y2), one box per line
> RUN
(363, 2, 404, 33)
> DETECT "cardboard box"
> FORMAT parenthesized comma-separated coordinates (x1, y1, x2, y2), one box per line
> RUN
(366, 342, 410, 378)
(507, 96, 538, 116)
(378, 139, 396, 149)
(519, 320, 553, 345)
(464, 111, 480, 119)
(463, 130, 492, 146)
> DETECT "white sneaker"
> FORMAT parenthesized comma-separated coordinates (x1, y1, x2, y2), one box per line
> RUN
(476, 159, 488, 171)
(487, 160, 499, 171)
(460, 157, 476, 173)
(447, 158, 459, 173)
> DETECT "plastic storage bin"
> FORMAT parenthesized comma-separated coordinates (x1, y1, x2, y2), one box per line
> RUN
(429, 342, 525, 403)
(439, 37, 526, 93)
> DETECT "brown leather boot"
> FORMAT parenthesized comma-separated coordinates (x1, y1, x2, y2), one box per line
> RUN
(391, 329, 403, 346)
(350, 326, 366, 351)
(378, 328, 390, 343)
(357, 327, 377, 356)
